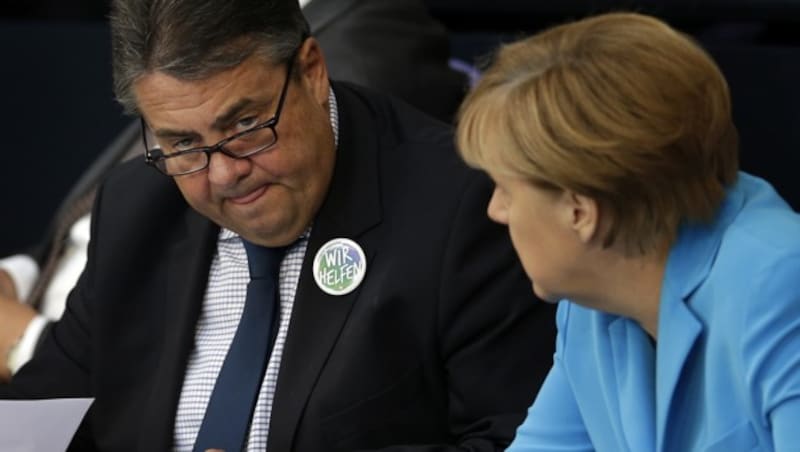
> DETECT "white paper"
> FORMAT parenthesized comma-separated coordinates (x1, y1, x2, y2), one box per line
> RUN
(0, 398, 93, 451)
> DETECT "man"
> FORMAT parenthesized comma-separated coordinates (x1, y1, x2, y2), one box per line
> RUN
(0, 0, 467, 381)
(1, 0, 555, 450)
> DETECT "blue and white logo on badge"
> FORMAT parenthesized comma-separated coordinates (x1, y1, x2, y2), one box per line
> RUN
(313, 238, 367, 296)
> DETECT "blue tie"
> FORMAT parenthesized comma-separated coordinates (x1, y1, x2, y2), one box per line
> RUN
(193, 240, 284, 452)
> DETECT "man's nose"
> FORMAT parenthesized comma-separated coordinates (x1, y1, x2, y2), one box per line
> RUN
(206, 150, 251, 188)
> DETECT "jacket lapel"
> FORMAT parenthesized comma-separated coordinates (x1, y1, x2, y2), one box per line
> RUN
(268, 83, 382, 450)
(655, 185, 745, 452)
(654, 292, 702, 452)
(607, 318, 656, 452)
(139, 207, 218, 451)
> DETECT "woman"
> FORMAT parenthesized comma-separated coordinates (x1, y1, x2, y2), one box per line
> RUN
(457, 12, 800, 452)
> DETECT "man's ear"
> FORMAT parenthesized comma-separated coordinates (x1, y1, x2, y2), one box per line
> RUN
(564, 191, 599, 244)
(296, 37, 329, 105)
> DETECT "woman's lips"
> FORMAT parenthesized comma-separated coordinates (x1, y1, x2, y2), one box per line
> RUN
(228, 184, 269, 205)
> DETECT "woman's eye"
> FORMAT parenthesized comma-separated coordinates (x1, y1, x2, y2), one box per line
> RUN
(237, 116, 259, 130)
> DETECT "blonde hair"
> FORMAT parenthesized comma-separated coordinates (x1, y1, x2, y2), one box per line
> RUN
(457, 12, 738, 254)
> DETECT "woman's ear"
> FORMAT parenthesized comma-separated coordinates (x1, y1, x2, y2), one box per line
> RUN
(563, 191, 599, 244)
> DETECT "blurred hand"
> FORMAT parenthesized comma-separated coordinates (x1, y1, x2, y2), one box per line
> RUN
(0, 270, 17, 300)
(0, 294, 36, 382)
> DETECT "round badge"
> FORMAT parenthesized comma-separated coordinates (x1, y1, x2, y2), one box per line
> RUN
(313, 238, 367, 296)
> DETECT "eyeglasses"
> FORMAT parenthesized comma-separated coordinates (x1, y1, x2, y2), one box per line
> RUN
(141, 53, 296, 176)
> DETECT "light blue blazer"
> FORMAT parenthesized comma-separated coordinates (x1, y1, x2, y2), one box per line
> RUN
(508, 173, 800, 452)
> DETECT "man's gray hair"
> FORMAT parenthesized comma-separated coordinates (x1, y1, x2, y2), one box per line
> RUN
(110, 0, 310, 114)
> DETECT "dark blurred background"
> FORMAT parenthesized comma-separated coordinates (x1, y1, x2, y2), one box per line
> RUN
(1, 1, 126, 257)
(431, 0, 800, 216)
(1, 0, 798, 256)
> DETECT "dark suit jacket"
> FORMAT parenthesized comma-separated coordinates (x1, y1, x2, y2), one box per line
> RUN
(26, 120, 141, 267)
(2, 82, 555, 451)
(306, 0, 467, 122)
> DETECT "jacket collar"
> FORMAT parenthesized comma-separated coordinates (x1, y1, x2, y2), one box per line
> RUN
(605, 317, 656, 451)
(654, 179, 745, 451)
(267, 82, 382, 450)
(140, 204, 219, 451)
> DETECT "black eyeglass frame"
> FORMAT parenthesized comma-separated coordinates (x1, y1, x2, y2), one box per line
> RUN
(141, 49, 298, 176)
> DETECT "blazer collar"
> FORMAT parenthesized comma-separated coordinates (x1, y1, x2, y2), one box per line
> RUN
(308, 82, 382, 237)
(268, 82, 382, 450)
(606, 317, 656, 451)
(654, 180, 745, 451)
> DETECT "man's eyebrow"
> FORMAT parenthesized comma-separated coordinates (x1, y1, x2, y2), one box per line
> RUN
(153, 127, 198, 140)
(211, 97, 269, 130)
(151, 97, 272, 139)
